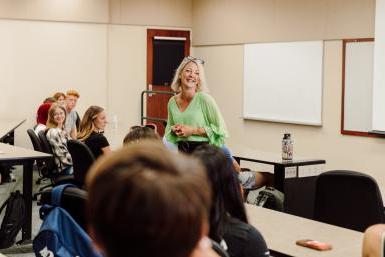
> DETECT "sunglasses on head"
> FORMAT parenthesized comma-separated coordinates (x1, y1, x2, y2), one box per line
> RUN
(184, 56, 205, 65)
(129, 124, 156, 131)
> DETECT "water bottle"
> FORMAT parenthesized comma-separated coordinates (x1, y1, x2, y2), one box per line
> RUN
(282, 133, 293, 160)
(111, 114, 118, 130)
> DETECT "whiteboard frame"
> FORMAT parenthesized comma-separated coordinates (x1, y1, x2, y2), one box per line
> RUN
(243, 41, 324, 126)
(340, 38, 382, 138)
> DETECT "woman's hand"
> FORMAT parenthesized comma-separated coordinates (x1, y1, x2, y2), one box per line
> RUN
(171, 124, 194, 137)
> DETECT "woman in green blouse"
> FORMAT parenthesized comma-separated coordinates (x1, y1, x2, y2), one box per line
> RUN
(165, 56, 229, 154)
(165, 56, 273, 189)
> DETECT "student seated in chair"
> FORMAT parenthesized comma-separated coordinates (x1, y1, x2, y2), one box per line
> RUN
(193, 144, 270, 257)
(34, 102, 52, 135)
(78, 106, 111, 159)
(86, 141, 219, 257)
(45, 103, 73, 175)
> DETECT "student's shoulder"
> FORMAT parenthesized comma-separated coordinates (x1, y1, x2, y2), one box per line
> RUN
(226, 217, 264, 241)
(46, 127, 59, 135)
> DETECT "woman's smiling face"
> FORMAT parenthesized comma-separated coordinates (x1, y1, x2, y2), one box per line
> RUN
(180, 61, 200, 90)
(53, 107, 66, 127)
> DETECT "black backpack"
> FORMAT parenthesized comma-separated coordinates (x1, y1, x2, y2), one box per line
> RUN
(247, 186, 285, 211)
(0, 190, 26, 249)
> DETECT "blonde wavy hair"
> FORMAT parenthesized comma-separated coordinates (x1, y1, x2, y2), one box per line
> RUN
(46, 104, 67, 129)
(77, 106, 104, 141)
(170, 57, 208, 93)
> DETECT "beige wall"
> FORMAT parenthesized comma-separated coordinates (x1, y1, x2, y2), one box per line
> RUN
(110, 0, 192, 27)
(107, 25, 147, 131)
(193, 41, 385, 194)
(0, 0, 109, 23)
(0, 0, 192, 27)
(192, 0, 375, 45)
(0, 20, 108, 148)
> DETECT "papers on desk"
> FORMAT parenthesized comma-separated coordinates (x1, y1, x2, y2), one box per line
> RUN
(0, 150, 4, 154)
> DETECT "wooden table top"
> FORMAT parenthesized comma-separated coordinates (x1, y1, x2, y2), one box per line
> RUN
(246, 204, 363, 257)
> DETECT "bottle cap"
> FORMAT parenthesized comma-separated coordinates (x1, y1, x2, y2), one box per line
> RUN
(283, 133, 291, 139)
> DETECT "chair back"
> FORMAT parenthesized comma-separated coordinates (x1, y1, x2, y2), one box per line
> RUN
(67, 140, 95, 187)
(27, 129, 46, 170)
(39, 186, 87, 230)
(314, 170, 385, 232)
(38, 130, 60, 176)
(27, 129, 42, 152)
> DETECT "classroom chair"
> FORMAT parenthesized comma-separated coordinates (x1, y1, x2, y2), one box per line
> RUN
(38, 186, 88, 230)
(314, 170, 385, 232)
(67, 140, 95, 188)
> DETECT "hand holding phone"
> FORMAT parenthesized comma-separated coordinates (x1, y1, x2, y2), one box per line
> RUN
(296, 239, 332, 251)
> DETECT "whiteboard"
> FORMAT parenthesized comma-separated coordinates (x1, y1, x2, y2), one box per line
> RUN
(243, 41, 323, 126)
(343, 40, 374, 133)
(372, 0, 385, 131)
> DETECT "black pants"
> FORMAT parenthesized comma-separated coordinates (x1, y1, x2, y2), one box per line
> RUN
(177, 141, 208, 154)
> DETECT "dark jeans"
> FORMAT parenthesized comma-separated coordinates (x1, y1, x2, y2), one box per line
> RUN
(177, 141, 208, 154)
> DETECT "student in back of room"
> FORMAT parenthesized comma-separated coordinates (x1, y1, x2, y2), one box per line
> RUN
(53, 92, 66, 107)
(34, 102, 52, 135)
(77, 105, 111, 159)
(64, 89, 80, 139)
(362, 224, 385, 257)
(193, 144, 270, 257)
(86, 141, 219, 257)
(45, 103, 73, 175)
(165, 56, 273, 189)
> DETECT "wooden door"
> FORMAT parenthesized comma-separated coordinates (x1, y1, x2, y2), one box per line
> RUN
(146, 29, 190, 136)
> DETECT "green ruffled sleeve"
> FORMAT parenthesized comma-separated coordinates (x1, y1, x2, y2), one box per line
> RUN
(165, 97, 178, 144)
(200, 93, 229, 146)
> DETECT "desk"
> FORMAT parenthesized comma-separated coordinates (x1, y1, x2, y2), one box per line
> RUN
(246, 204, 363, 257)
(230, 145, 325, 191)
(0, 143, 51, 242)
(230, 145, 325, 218)
(0, 119, 26, 144)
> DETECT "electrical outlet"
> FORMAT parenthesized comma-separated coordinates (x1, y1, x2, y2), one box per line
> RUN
(285, 166, 297, 178)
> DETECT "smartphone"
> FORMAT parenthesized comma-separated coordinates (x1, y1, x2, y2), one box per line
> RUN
(296, 239, 332, 251)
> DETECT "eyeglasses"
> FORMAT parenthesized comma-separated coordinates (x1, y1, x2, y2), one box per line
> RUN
(184, 56, 205, 65)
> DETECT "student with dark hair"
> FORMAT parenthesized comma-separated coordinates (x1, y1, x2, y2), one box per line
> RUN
(86, 141, 218, 257)
(78, 105, 111, 159)
(53, 92, 66, 106)
(193, 144, 269, 257)
(123, 126, 161, 145)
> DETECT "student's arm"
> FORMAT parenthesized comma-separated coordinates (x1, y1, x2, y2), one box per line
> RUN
(70, 127, 77, 140)
(101, 146, 112, 154)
